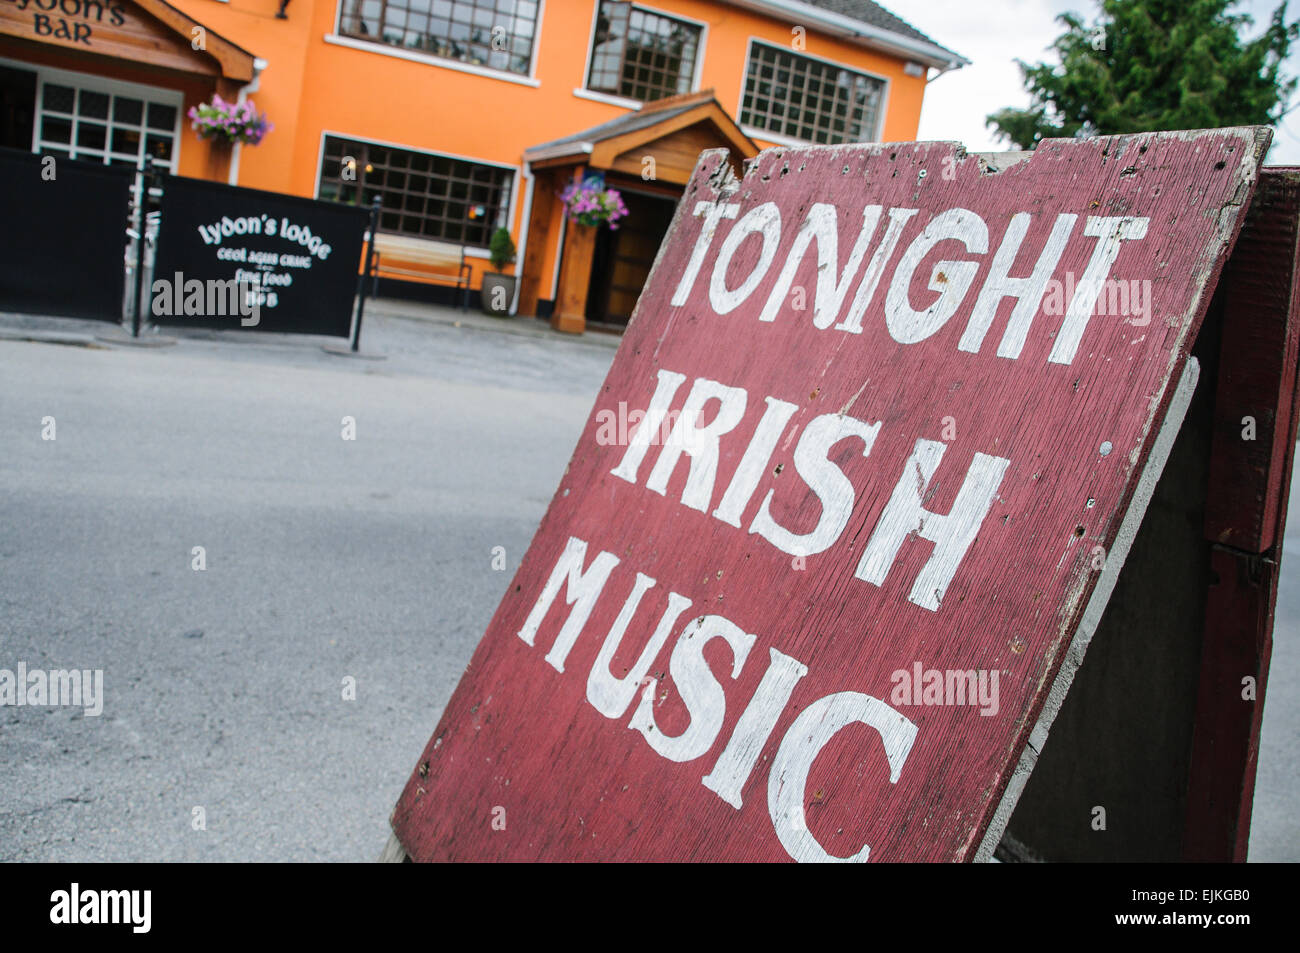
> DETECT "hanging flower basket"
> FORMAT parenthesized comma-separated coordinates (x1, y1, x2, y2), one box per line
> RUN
(187, 95, 273, 146)
(561, 179, 628, 230)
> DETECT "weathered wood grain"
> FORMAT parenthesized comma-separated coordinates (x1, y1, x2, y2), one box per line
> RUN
(1183, 168, 1300, 861)
(1203, 170, 1300, 553)
(0, 0, 230, 80)
(392, 128, 1269, 862)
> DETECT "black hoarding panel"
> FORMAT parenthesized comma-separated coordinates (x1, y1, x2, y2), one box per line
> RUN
(0, 148, 131, 323)
(152, 176, 369, 337)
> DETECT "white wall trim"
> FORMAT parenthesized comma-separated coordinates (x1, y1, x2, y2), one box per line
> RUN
(513, 163, 536, 315)
(322, 34, 542, 88)
(330, 0, 546, 81)
(524, 140, 594, 163)
(741, 125, 807, 148)
(573, 88, 643, 111)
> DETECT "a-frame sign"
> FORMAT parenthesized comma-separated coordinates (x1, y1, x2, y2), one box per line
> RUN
(388, 127, 1295, 862)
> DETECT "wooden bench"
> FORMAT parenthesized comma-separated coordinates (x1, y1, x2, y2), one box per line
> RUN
(364, 232, 470, 310)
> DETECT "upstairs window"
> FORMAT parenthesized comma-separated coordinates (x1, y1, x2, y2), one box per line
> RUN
(740, 41, 885, 144)
(587, 1, 701, 103)
(318, 135, 513, 248)
(339, 0, 540, 76)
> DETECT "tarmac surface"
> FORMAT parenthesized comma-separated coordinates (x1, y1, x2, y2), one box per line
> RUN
(0, 301, 1295, 861)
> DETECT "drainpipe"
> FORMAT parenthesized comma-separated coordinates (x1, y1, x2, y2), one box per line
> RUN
(228, 57, 268, 187)
(514, 162, 536, 316)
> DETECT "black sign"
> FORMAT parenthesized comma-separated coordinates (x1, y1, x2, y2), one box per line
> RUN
(152, 176, 369, 337)
(0, 147, 130, 322)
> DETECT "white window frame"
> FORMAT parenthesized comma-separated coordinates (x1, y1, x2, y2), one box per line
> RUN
(0, 56, 184, 172)
(313, 128, 521, 256)
(735, 38, 890, 147)
(328, 0, 546, 88)
(578, 0, 707, 107)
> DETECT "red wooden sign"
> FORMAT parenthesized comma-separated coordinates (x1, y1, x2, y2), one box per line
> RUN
(391, 128, 1270, 861)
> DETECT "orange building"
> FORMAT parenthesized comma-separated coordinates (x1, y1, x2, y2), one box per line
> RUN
(0, 0, 964, 332)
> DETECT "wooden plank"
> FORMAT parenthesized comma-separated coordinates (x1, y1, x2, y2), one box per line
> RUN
(1183, 547, 1281, 861)
(392, 129, 1270, 862)
(1182, 169, 1300, 860)
(518, 168, 558, 317)
(552, 219, 595, 334)
(609, 124, 729, 185)
(378, 832, 409, 863)
(1203, 170, 1300, 553)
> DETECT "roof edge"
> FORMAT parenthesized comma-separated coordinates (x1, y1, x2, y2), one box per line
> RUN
(723, 0, 969, 70)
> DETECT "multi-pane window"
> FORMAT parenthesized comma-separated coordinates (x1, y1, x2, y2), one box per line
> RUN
(35, 81, 178, 171)
(339, 0, 539, 75)
(740, 41, 885, 145)
(587, 1, 701, 102)
(318, 135, 513, 248)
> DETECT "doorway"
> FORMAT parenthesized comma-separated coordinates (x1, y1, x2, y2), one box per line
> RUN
(586, 189, 678, 329)
(0, 65, 36, 151)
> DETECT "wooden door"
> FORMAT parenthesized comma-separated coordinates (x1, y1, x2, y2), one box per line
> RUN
(587, 190, 677, 327)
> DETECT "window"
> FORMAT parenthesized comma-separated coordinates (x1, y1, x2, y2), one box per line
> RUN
(587, 1, 701, 103)
(740, 41, 885, 145)
(318, 135, 513, 248)
(338, 0, 539, 75)
(35, 80, 178, 171)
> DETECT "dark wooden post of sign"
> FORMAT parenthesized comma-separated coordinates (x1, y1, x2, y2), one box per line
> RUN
(130, 156, 155, 339)
(1183, 168, 1300, 861)
(386, 129, 1283, 863)
(351, 197, 382, 353)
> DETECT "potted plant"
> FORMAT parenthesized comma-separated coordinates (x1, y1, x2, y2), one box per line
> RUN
(561, 179, 628, 229)
(481, 227, 517, 317)
(187, 94, 273, 146)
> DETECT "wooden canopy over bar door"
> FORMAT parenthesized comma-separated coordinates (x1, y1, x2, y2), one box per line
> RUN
(0, 0, 257, 90)
(520, 91, 758, 333)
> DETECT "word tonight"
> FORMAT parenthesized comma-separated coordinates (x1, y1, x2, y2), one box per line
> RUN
(672, 199, 1150, 365)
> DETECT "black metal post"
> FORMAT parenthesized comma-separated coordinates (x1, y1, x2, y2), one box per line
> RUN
(351, 197, 382, 353)
(130, 157, 154, 339)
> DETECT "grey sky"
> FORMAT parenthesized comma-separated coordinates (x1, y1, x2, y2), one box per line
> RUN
(900, 0, 1300, 163)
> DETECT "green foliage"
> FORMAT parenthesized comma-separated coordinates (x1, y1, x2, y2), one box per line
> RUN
(488, 227, 516, 272)
(987, 0, 1299, 149)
